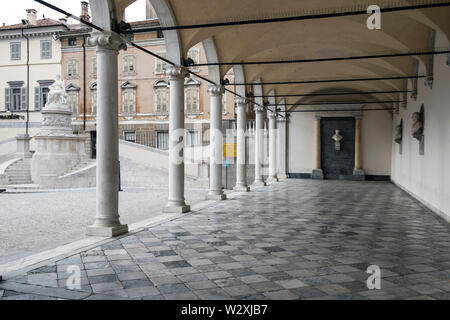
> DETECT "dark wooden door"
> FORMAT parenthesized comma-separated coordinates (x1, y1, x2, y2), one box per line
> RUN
(321, 117, 355, 179)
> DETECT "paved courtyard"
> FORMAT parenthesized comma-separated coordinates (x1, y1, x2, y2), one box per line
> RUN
(1, 179, 450, 300)
(0, 186, 208, 264)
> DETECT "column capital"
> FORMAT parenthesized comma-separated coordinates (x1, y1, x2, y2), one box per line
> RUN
(88, 32, 127, 52)
(165, 65, 190, 80)
(207, 84, 225, 96)
(234, 96, 248, 106)
(254, 105, 265, 113)
(268, 111, 277, 119)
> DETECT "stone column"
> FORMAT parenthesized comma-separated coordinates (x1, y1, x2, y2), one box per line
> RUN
(87, 32, 128, 237)
(252, 106, 266, 186)
(164, 66, 191, 213)
(277, 115, 288, 180)
(206, 85, 226, 200)
(233, 97, 250, 192)
(312, 116, 324, 179)
(267, 111, 279, 183)
(353, 117, 365, 180)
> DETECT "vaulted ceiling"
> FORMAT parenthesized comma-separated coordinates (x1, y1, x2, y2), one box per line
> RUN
(122, 0, 450, 110)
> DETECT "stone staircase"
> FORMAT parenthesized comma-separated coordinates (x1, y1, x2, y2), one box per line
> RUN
(64, 158, 96, 176)
(5, 158, 33, 185)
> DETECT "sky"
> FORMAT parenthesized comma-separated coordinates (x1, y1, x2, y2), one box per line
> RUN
(0, 0, 146, 26)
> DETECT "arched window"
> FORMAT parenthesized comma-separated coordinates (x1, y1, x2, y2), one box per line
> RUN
(153, 80, 169, 113)
(121, 81, 137, 114)
(184, 78, 201, 114)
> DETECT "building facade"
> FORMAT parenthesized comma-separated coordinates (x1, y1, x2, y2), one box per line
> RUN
(60, 18, 236, 155)
(0, 4, 238, 156)
(0, 9, 67, 144)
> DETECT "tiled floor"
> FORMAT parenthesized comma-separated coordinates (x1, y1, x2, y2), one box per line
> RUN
(1, 179, 450, 300)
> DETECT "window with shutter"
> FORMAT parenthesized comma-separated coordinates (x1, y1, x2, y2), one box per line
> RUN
(11, 88, 20, 111)
(21, 87, 27, 110)
(122, 56, 135, 73)
(68, 93, 78, 114)
(122, 90, 135, 114)
(10, 42, 21, 60)
(40, 40, 52, 59)
(155, 52, 167, 73)
(185, 87, 199, 113)
(92, 91, 97, 114)
(155, 88, 168, 113)
(5, 88, 10, 111)
(35, 87, 40, 110)
(67, 60, 78, 77)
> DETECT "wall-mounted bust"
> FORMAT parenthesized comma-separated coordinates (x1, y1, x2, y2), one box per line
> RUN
(411, 111, 423, 141)
(394, 121, 403, 144)
(332, 129, 343, 151)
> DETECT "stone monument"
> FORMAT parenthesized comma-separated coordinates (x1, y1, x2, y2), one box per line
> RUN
(31, 75, 87, 188)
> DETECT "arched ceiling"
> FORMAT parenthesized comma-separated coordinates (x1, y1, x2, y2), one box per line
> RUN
(138, 0, 450, 110)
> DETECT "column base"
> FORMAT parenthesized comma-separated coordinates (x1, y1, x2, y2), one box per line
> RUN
(206, 191, 227, 200)
(277, 173, 289, 180)
(352, 169, 366, 181)
(266, 176, 279, 183)
(233, 185, 250, 192)
(163, 203, 191, 213)
(312, 169, 324, 180)
(252, 180, 267, 187)
(86, 224, 128, 237)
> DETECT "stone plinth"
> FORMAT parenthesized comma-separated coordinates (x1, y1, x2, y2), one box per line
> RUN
(16, 134, 32, 159)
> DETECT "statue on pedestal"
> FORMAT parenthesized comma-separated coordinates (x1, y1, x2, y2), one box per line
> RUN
(332, 129, 343, 151)
(47, 75, 67, 106)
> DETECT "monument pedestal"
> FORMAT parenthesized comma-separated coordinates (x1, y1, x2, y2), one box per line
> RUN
(31, 77, 87, 188)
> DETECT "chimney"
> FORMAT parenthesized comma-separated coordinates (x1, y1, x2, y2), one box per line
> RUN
(59, 18, 68, 25)
(80, 1, 90, 22)
(26, 9, 37, 26)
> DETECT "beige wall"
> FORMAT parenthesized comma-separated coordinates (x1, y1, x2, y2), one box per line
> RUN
(0, 35, 61, 142)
